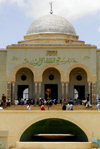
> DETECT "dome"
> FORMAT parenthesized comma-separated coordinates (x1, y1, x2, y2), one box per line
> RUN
(27, 14, 76, 36)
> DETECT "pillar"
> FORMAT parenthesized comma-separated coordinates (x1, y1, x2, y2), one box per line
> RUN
(38, 82, 42, 99)
(7, 82, 11, 100)
(88, 82, 91, 96)
(35, 82, 38, 104)
(88, 82, 93, 104)
(11, 82, 15, 104)
(62, 83, 64, 103)
(92, 82, 96, 104)
(65, 83, 69, 102)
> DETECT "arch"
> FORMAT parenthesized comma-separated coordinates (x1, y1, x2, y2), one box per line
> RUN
(11, 64, 38, 82)
(20, 118, 88, 142)
(66, 64, 92, 82)
(17, 115, 90, 142)
(39, 64, 65, 82)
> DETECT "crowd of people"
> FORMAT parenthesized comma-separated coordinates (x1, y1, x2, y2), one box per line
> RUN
(15, 98, 35, 105)
(0, 93, 100, 111)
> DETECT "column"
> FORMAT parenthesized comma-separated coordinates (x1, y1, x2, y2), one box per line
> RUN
(38, 82, 42, 99)
(7, 82, 11, 100)
(88, 82, 92, 104)
(88, 82, 91, 96)
(62, 83, 64, 103)
(34, 82, 38, 104)
(65, 83, 69, 102)
(92, 82, 96, 104)
(12, 82, 15, 104)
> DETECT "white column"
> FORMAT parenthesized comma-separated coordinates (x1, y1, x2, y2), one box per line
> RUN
(35, 82, 38, 103)
(65, 83, 68, 102)
(7, 82, 11, 100)
(12, 82, 15, 104)
(39, 82, 42, 99)
(62, 83, 64, 103)
(88, 82, 92, 103)
(92, 82, 96, 104)
(88, 82, 91, 95)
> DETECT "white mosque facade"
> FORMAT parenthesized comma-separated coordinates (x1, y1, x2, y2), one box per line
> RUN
(0, 12, 99, 104)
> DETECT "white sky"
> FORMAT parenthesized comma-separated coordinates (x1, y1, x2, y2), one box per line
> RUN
(0, 0, 100, 19)
(0, 0, 100, 48)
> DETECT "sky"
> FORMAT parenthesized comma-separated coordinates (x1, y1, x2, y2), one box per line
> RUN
(0, 0, 100, 49)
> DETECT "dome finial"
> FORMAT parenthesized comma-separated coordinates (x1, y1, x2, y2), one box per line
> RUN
(49, 1, 53, 14)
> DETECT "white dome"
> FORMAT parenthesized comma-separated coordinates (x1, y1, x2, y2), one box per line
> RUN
(27, 14, 76, 36)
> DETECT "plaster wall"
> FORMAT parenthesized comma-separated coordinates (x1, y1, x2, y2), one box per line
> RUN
(16, 142, 92, 149)
(0, 111, 99, 148)
(96, 51, 100, 96)
(7, 48, 96, 81)
(0, 51, 7, 98)
(23, 34, 79, 40)
(0, 131, 8, 149)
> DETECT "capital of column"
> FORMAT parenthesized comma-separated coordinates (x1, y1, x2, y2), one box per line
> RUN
(7, 82, 11, 84)
(35, 82, 38, 86)
(12, 81, 15, 86)
(65, 82, 69, 86)
(34, 81, 42, 84)
(62, 82, 64, 86)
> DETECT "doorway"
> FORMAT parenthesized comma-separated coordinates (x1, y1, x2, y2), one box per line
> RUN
(74, 85, 85, 100)
(45, 84, 58, 100)
(17, 85, 29, 100)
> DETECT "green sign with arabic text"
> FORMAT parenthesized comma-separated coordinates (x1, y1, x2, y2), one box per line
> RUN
(23, 57, 78, 67)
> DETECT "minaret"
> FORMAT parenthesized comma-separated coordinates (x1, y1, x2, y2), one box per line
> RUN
(49, 1, 53, 14)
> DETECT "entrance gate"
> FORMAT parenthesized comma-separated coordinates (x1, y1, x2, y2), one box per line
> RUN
(74, 85, 85, 100)
(17, 85, 29, 101)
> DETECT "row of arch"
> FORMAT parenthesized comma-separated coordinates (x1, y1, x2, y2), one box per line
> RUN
(14, 66, 87, 100)
(9, 63, 95, 83)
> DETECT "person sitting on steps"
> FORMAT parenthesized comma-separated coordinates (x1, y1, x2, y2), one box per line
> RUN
(86, 94, 92, 108)
(41, 104, 45, 110)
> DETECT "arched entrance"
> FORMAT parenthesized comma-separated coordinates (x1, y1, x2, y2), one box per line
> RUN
(42, 68, 61, 100)
(69, 68, 88, 103)
(20, 118, 88, 142)
(15, 68, 34, 101)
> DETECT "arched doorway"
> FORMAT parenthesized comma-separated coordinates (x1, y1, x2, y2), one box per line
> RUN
(42, 68, 61, 101)
(20, 118, 88, 142)
(69, 68, 88, 103)
(15, 68, 34, 101)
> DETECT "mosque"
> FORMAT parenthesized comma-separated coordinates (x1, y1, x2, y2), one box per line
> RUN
(0, 5, 100, 149)
(0, 6, 98, 104)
